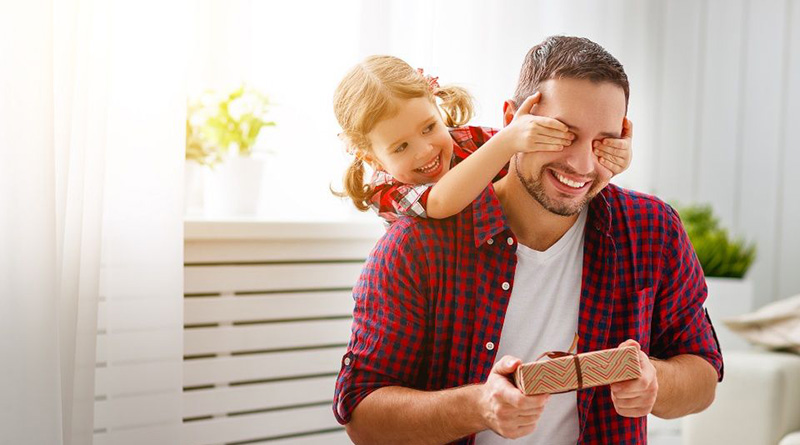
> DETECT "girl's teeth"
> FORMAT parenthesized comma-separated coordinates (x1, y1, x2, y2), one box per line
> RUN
(555, 172, 587, 188)
(417, 156, 440, 173)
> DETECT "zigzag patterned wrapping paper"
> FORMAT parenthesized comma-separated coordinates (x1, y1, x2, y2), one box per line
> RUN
(514, 346, 641, 395)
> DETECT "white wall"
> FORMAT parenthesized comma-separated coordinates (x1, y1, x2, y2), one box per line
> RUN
(188, 0, 800, 306)
(649, 0, 800, 307)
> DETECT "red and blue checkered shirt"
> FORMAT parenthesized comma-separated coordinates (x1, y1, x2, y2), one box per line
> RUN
(368, 126, 501, 223)
(334, 127, 724, 444)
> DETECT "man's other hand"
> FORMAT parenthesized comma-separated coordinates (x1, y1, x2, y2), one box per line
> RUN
(478, 355, 550, 439)
(610, 339, 659, 417)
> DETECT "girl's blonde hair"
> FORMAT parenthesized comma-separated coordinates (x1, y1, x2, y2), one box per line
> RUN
(333, 55, 474, 211)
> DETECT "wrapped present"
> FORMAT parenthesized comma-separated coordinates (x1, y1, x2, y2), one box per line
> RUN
(514, 345, 641, 395)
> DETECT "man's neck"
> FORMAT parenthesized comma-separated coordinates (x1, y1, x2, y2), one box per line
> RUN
(493, 174, 580, 252)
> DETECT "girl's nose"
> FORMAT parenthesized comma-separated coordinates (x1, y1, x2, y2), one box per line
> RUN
(416, 142, 435, 159)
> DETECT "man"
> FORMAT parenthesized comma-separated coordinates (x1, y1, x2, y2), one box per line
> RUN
(333, 36, 723, 444)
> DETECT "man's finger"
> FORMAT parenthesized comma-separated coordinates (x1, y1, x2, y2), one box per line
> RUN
(514, 92, 541, 118)
(492, 356, 522, 376)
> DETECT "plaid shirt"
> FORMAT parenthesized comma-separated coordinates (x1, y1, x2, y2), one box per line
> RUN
(368, 126, 501, 223)
(335, 131, 724, 444)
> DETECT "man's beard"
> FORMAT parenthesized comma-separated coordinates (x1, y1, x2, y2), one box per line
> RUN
(515, 162, 601, 217)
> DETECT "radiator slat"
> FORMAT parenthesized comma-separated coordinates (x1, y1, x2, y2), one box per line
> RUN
(184, 319, 352, 355)
(184, 262, 364, 294)
(181, 404, 340, 445)
(183, 347, 345, 387)
(184, 291, 354, 324)
(182, 375, 336, 418)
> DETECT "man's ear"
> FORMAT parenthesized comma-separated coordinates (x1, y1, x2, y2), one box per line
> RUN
(502, 100, 517, 127)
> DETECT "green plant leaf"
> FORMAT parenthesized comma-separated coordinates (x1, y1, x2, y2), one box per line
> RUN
(673, 203, 756, 278)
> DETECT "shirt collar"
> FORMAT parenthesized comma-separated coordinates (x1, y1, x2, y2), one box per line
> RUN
(472, 184, 614, 247)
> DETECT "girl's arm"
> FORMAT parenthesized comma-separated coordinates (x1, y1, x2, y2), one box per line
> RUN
(425, 130, 517, 218)
(426, 93, 571, 219)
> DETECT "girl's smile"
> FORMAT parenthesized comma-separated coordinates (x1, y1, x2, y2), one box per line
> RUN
(367, 97, 454, 185)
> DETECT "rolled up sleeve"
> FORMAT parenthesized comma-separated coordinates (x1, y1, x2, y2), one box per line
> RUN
(650, 205, 724, 382)
(333, 220, 429, 424)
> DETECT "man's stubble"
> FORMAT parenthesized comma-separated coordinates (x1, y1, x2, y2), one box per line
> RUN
(514, 158, 604, 217)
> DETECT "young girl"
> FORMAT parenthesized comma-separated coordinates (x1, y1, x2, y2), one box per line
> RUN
(333, 55, 632, 223)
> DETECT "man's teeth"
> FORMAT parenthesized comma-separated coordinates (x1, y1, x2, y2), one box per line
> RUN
(416, 156, 440, 173)
(555, 172, 587, 188)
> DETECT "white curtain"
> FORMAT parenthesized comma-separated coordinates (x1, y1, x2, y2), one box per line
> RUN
(0, 1, 186, 444)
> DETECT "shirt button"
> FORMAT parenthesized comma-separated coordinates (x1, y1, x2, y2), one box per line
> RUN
(343, 357, 351, 366)
(487, 238, 494, 245)
(486, 342, 495, 351)
(501, 281, 510, 291)
(507, 237, 514, 246)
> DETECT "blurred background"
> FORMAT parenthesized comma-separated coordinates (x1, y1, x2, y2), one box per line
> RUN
(2, 0, 799, 444)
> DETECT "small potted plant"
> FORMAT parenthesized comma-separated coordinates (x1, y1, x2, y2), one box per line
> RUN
(676, 203, 757, 350)
(185, 85, 275, 216)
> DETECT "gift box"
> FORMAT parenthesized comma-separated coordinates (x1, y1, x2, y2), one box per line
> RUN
(514, 345, 641, 395)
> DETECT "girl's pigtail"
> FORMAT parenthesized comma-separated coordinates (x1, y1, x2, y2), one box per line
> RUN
(333, 157, 373, 211)
(434, 85, 475, 127)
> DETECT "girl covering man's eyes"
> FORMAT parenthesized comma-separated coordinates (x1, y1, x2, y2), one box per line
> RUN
(333, 55, 633, 225)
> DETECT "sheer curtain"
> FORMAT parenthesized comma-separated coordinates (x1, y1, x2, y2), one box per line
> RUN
(1, 1, 186, 444)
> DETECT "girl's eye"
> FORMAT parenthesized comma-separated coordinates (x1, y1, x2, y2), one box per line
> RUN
(394, 143, 407, 153)
(422, 123, 436, 134)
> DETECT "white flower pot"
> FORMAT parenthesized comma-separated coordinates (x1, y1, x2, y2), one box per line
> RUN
(202, 156, 266, 217)
(704, 277, 755, 351)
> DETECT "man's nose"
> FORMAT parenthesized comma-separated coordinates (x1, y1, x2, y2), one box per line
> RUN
(564, 139, 595, 175)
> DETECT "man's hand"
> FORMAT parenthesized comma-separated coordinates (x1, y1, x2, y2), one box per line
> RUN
(498, 92, 575, 155)
(610, 339, 659, 417)
(478, 355, 550, 439)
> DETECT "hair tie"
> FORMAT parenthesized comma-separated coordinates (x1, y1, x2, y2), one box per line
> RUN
(338, 133, 357, 155)
(417, 68, 440, 93)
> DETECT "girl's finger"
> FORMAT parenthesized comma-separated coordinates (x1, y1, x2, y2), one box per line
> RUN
(533, 134, 573, 146)
(529, 123, 574, 140)
(599, 157, 623, 173)
(532, 116, 570, 132)
(600, 138, 628, 149)
(594, 144, 628, 158)
(596, 150, 626, 167)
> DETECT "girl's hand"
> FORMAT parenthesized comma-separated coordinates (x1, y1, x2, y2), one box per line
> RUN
(594, 117, 633, 176)
(502, 92, 574, 155)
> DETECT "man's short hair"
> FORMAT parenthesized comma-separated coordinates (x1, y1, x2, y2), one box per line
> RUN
(513, 36, 629, 108)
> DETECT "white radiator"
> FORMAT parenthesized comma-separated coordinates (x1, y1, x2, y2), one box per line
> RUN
(181, 221, 382, 445)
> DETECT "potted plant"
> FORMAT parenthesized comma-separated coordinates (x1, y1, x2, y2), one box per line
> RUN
(676, 204, 757, 351)
(185, 85, 275, 217)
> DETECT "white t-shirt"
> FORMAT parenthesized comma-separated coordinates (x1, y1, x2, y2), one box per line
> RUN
(475, 208, 587, 445)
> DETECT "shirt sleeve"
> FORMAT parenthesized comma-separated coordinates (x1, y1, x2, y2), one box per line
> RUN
(369, 179, 433, 222)
(332, 221, 430, 424)
(650, 204, 725, 381)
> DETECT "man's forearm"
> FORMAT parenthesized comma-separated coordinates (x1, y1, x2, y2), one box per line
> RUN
(650, 354, 718, 419)
(345, 385, 485, 445)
